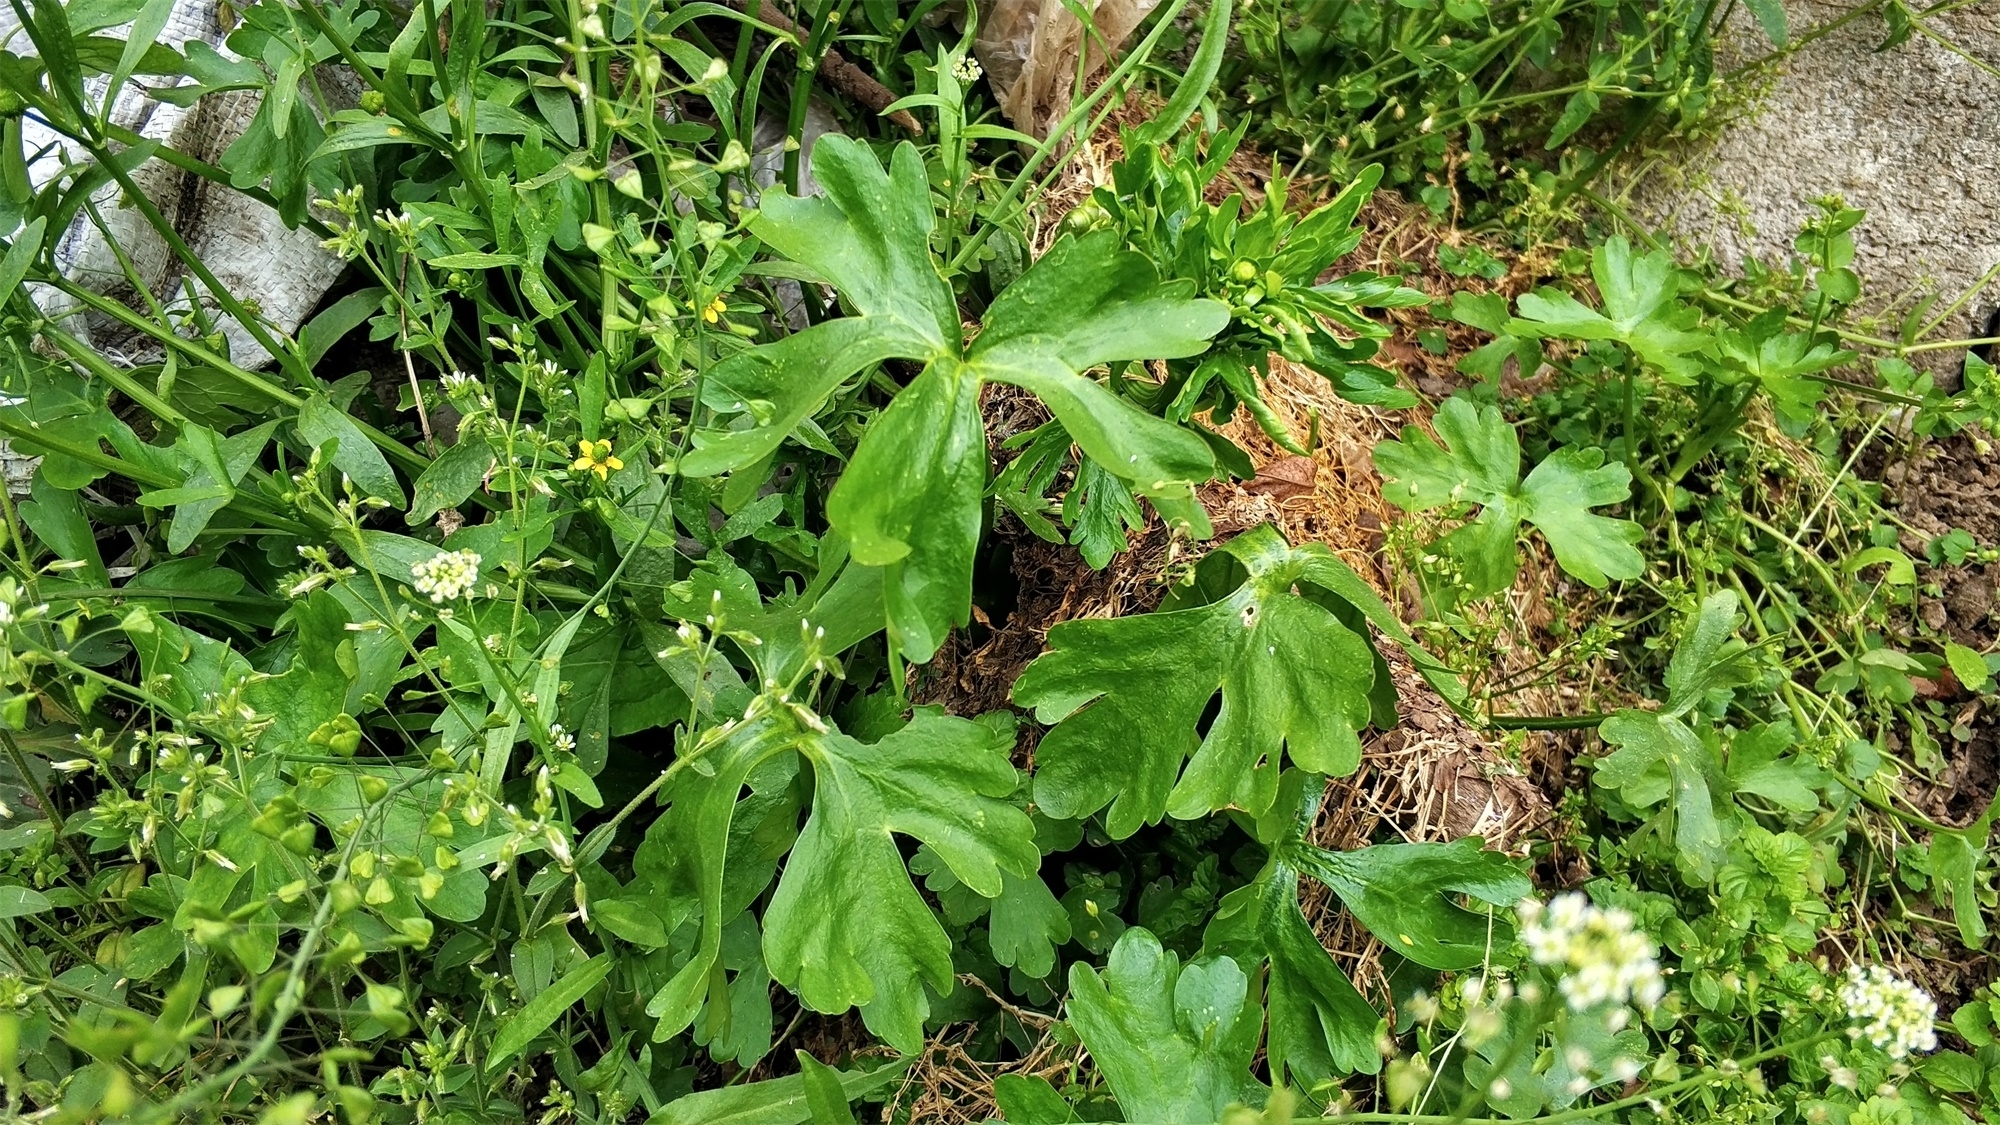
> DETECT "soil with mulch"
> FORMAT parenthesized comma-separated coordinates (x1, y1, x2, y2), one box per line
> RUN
(1861, 426, 2000, 1020)
(1882, 431, 2000, 828)
(890, 134, 1576, 1120)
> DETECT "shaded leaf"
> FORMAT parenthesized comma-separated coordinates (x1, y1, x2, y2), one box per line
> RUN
(1066, 928, 1267, 1124)
(1016, 525, 1378, 836)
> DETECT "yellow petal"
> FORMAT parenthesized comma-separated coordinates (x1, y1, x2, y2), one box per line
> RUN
(571, 457, 592, 472)
(605, 456, 624, 471)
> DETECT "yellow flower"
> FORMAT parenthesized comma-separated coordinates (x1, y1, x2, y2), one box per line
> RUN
(571, 439, 624, 480)
(701, 296, 727, 324)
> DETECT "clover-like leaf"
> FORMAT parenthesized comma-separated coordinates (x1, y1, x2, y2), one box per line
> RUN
(1508, 236, 1708, 380)
(642, 702, 1038, 1055)
(1014, 525, 1381, 837)
(1066, 928, 1268, 1125)
(1373, 395, 1642, 595)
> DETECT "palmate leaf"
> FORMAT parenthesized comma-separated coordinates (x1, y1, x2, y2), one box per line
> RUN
(639, 700, 1037, 1055)
(1373, 395, 1643, 596)
(1206, 773, 1529, 1087)
(679, 136, 1228, 662)
(1507, 236, 1708, 381)
(1065, 927, 1268, 1125)
(1714, 317, 1853, 426)
(1014, 525, 1381, 837)
(1016, 524, 1467, 836)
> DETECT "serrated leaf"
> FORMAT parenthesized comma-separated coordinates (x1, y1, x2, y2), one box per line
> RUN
(1946, 642, 1990, 692)
(1064, 455, 1144, 568)
(1016, 525, 1379, 837)
(1066, 928, 1267, 1125)
(1374, 396, 1641, 595)
(1509, 237, 1707, 380)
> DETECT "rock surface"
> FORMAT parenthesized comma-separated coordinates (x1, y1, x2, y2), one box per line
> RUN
(1632, 0, 2000, 347)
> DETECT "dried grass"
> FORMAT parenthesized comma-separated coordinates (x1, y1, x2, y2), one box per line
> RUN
(886, 978, 1077, 1125)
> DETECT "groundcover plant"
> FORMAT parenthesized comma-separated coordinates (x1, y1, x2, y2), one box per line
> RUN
(0, 0, 1998, 1121)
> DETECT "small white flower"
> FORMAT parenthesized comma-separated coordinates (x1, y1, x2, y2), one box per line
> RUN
(1516, 893, 1665, 1014)
(1838, 965, 1938, 1059)
(411, 550, 482, 603)
(1819, 1054, 1859, 1091)
(548, 724, 576, 756)
(1404, 991, 1439, 1023)
(950, 54, 982, 84)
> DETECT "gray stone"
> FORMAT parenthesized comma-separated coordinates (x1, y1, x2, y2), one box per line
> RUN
(1629, 0, 2000, 359)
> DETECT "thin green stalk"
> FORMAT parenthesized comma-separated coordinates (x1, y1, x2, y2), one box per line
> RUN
(946, 0, 1196, 273)
(0, 725, 95, 878)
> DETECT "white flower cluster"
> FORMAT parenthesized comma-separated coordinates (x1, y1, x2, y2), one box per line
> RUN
(951, 54, 982, 84)
(411, 550, 482, 603)
(1838, 964, 1937, 1059)
(1518, 893, 1666, 1015)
